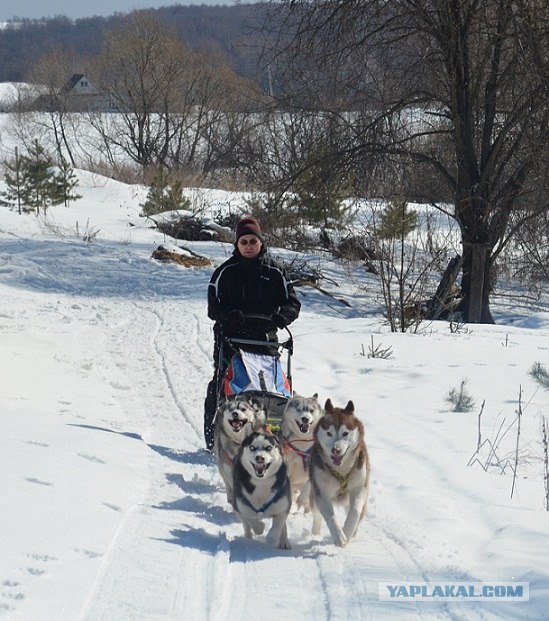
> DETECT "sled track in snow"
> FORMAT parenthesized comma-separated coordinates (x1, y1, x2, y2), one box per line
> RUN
(147, 304, 203, 443)
(78, 297, 218, 619)
(91, 298, 396, 620)
(80, 297, 505, 621)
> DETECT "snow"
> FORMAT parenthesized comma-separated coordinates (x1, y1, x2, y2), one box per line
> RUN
(1, 155, 549, 620)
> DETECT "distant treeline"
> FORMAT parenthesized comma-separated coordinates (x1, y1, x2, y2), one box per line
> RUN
(0, 3, 271, 86)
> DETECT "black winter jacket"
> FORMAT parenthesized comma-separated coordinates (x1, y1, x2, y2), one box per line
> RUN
(207, 249, 301, 341)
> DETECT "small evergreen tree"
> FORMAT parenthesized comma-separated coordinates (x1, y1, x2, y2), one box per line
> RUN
(378, 199, 418, 240)
(20, 140, 55, 215)
(51, 158, 82, 208)
(291, 144, 352, 227)
(1, 149, 26, 214)
(2, 143, 79, 215)
(530, 362, 549, 390)
(140, 171, 191, 217)
(446, 379, 475, 412)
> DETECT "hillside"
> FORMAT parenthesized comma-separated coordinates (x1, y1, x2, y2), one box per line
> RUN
(0, 3, 270, 84)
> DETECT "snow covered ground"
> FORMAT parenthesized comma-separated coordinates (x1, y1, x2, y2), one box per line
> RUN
(1, 165, 549, 619)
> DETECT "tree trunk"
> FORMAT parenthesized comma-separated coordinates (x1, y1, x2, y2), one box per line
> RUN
(457, 241, 495, 324)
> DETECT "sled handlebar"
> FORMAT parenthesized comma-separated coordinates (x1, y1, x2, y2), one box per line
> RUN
(222, 313, 293, 343)
(226, 335, 293, 352)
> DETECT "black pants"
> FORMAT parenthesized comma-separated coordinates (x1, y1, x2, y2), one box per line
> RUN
(203, 332, 234, 450)
(203, 376, 218, 451)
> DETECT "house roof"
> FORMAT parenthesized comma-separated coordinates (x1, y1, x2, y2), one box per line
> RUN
(60, 74, 87, 95)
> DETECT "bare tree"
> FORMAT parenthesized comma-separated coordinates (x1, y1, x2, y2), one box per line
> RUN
(88, 11, 194, 172)
(87, 10, 263, 181)
(268, 0, 549, 323)
(174, 48, 265, 179)
(12, 47, 85, 166)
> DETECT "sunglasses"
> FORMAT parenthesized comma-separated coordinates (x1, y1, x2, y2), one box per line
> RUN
(238, 238, 259, 246)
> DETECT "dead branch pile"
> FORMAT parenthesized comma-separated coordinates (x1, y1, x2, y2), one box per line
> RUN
(152, 246, 211, 268)
(153, 215, 232, 243)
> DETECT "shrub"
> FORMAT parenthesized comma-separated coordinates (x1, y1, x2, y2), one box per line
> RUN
(446, 379, 475, 412)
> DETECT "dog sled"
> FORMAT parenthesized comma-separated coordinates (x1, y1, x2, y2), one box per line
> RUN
(215, 314, 293, 431)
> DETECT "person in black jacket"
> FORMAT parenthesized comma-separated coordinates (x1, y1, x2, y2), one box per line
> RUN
(204, 216, 301, 450)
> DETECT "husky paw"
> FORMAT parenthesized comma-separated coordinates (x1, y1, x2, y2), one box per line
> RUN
(252, 521, 265, 536)
(332, 529, 348, 548)
(266, 530, 291, 549)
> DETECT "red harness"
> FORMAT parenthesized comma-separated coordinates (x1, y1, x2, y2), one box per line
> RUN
(282, 438, 313, 467)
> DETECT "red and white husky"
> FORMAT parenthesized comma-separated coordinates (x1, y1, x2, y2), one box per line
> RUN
(309, 399, 370, 547)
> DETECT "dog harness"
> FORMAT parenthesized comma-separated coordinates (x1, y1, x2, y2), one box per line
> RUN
(322, 454, 360, 496)
(219, 422, 245, 465)
(281, 438, 313, 467)
(238, 484, 287, 515)
(221, 447, 234, 466)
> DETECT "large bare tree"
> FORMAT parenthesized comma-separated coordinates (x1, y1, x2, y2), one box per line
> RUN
(86, 10, 264, 180)
(269, 0, 549, 323)
(88, 11, 194, 171)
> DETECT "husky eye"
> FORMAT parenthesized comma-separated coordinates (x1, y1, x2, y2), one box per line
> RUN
(326, 431, 333, 437)
(342, 431, 349, 437)
(249, 445, 256, 452)
(264, 444, 273, 452)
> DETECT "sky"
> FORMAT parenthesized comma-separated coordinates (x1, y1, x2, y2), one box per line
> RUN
(0, 0, 239, 22)
(1, 86, 548, 619)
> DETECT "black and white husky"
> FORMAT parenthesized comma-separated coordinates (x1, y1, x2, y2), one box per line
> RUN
(280, 393, 323, 511)
(309, 399, 370, 547)
(213, 396, 266, 505)
(232, 430, 292, 549)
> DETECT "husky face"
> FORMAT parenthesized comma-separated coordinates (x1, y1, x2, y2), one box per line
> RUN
(240, 431, 283, 478)
(218, 397, 266, 440)
(282, 393, 323, 437)
(316, 399, 364, 467)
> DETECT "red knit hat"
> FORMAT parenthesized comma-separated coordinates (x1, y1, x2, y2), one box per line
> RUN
(235, 216, 262, 241)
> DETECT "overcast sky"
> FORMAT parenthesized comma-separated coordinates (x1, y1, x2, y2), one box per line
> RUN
(0, 1, 238, 22)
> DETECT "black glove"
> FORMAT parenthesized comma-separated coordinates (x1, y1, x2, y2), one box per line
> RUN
(225, 309, 245, 331)
(271, 313, 287, 329)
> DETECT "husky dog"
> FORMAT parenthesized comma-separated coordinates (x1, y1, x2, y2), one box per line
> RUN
(232, 430, 292, 549)
(213, 396, 266, 504)
(280, 393, 323, 510)
(309, 399, 370, 547)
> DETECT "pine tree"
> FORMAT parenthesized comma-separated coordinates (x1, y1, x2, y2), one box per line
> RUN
(1, 149, 26, 214)
(51, 158, 82, 208)
(20, 140, 55, 215)
(290, 144, 352, 227)
(378, 200, 418, 240)
(3, 143, 81, 215)
(140, 171, 191, 217)
(530, 362, 549, 390)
